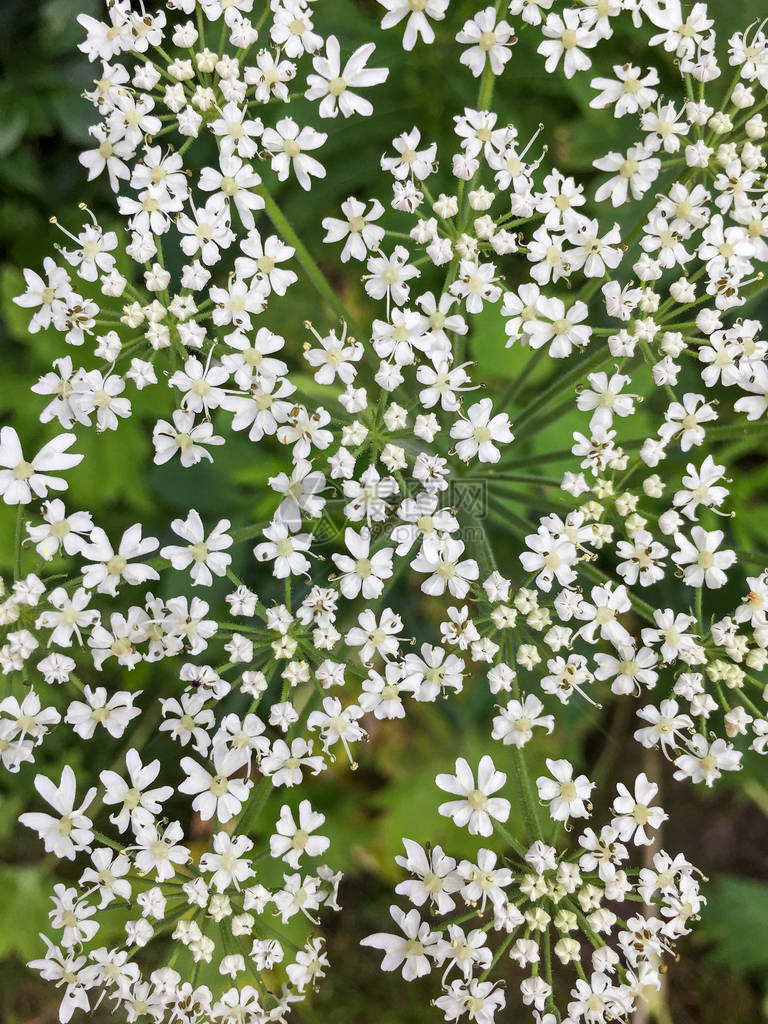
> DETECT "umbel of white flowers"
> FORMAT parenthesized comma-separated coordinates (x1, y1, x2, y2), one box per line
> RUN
(2, 0, 767, 1022)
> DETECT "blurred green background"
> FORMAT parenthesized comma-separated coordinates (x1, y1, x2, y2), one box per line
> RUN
(1, 1, 768, 1021)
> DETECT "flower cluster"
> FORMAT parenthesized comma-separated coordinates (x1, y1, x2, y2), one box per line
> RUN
(3, 0, 768, 1022)
(366, 759, 703, 1022)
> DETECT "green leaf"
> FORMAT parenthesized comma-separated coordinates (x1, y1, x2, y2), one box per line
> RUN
(0, 866, 52, 961)
(704, 876, 768, 973)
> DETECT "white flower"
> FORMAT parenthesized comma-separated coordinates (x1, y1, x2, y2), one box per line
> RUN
(270, 0, 322, 57)
(673, 734, 742, 786)
(641, 609, 698, 662)
(520, 528, 577, 592)
(436, 979, 506, 1024)
(611, 773, 667, 846)
(450, 398, 514, 463)
(492, 695, 554, 748)
(99, 749, 173, 834)
(359, 662, 408, 719)
(260, 737, 325, 787)
(577, 372, 635, 431)
(133, 821, 190, 882)
(735, 574, 768, 627)
(456, 8, 516, 78)
(594, 145, 661, 206)
(35, 587, 98, 647)
(567, 972, 628, 1022)
(13, 257, 71, 333)
(306, 36, 388, 118)
(450, 259, 502, 314)
(49, 884, 99, 948)
(79, 848, 131, 909)
(394, 839, 462, 914)
(307, 697, 366, 761)
(254, 520, 313, 578)
(209, 101, 263, 159)
(437, 923, 492, 980)
(401, 643, 465, 700)
(269, 800, 329, 869)
(590, 64, 659, 116)
(152, 410, 225, 467)
(672, 527, 736, 588)
(269, 459, 327, 531)
(380, 127, 436, 180)
(304, 325, 363, 385)
(411, 535, 479, 599)
(565, 216, 623, 278)
(361, 906, 441, 979)
(365, 246, 420, 309)
(160, 510, 233, 587)
(262, 117, 327, 191)
(346, 608, 403, 665)
(70, 369, 131, 432)
(616, 530, 668, 587)
(177, 196, 234, 265)
(0, 427, 82, 505)
(198, 152, 264, 229)
(81, 523, 159, 596)
(634, 699, 693, 753)
(536, 758, 593, 824)
(508, 0, 553, 24)
(377, 0, 449, 51)
(538, 10, 596, 78)
(179, 746, 252, 823)
(436, 755, 511, 836)
(19, 765, 95, 861)
(159, 692, 216, 754)
(575, 582, 632, 648)
(245, 48, 295, 102)
(528, 297, 591, 358)
(594, 645, 658, 696)
(457, 848, 513, 912)
(199, 832, 255, 892)
(235, 232, 297, 296)
(734, 362, 768, 421)
(79, 123, 132, 190)
(332, 527, 394, 600)
(647, 0, 713, 58)
(322, 197, 385, 262)
(65, 686, 141, 738)
(169, 356, 231, 415)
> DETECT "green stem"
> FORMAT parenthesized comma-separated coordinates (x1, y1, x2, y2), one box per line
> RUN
(13, 505, 23, 581)
(695, 587, 704, 634)
(511, 342, 618, 428)
(256, 183, 366, 340)
(512, 745, 543, 841)
(234, 776, 272, 837)
(480, 932, 515, 980)
(492, 819, 528, 859)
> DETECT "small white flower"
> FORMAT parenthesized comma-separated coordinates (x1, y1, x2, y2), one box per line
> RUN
(436, 755, 511, 836)
(611, 773, 667, 846)
(0, 428, 82, 505)
(377, 0, 449, 51)
(671, 526, 736, 589)
(536, 758, 593, 824)
(160, 510, 232, 587)
(269, 800, 329, 869)
(456, 7, 516, 78)
(262, 117, 327, 191)
(361, 906, 441, 980)
(306, 36, 388, 118)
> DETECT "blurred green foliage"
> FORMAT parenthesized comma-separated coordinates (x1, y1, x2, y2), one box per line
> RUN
(1, 1, 768, 1022)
